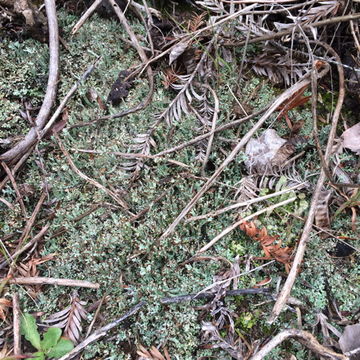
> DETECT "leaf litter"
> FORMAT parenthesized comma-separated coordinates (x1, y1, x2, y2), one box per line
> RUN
(0, 0, 359, 358)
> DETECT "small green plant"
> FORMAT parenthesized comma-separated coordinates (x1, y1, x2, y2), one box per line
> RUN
(21, 313, 74, 360)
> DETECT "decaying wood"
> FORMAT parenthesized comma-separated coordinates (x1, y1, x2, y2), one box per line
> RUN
(12, 293, 21, 356)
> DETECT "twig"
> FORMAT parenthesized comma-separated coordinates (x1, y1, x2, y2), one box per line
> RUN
(227, 13, 360, 47)
(40, 58, 101, 137)
(15, 191, 47, 253)
(10, 277, 100, 289)
(249, 329, 348, 360)
(268, 46, 345, 324)
(186, 183, 305, 222)
(12, 293, 21, 356)
(0, 0, 59, 163)
(1, 162, 27, 217)
(100, 0, 154, 121)
(157, 65, 329, 243)
(71, 0, 103, 35)
(57, 302, 145, 360)
(84, 296, 105, 338)
(197, 196, 297, 254)
(160, 288, 270, 305)
(201, 85, 219, 176)
(0, 224, 49, 270)
(54, 134, 130, 212)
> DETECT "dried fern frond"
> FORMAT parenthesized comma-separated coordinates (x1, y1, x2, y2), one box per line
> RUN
(120, 133, 156, 178)
(195, 0, 226, 14)
(250, 48, 310, 86)
(187, 12, 207, 32)
(43, 291, 87, 344)
(159, 40, 214, 125)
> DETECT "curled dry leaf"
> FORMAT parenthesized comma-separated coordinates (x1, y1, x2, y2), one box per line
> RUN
(169, 41, 190, 65)
(239, 221, 294, 272)
(341, 123, 360, 155)
(339, 324, 360, 359)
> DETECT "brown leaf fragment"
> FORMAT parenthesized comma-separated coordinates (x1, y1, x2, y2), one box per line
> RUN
(239, 221, 294, 272)
(339, 324, 360, 359)
(315, 190, 332, 234)
(341, 123, 360, 155)
(0, 298, 12, 322)
(169, 41, 190, 65)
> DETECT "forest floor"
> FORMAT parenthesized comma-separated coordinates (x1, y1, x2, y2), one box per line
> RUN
(0, 1, 360, 359)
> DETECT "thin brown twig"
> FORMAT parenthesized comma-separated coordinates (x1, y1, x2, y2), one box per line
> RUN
(157, 65, 329, 244)
(249, 329, 348, 360)
(268, 46, 345, 324)
(1, 162, 27, 217)
(54, 134, 130, 212)
(71, 0, 103, 35)
(197, 196, 297, 254)
(201, 85, 219, 176)
(100, 0, 154, 121)
(57, 302, 145, 360)
(0, 0, 59, 163)
(15, 191, 47, 254)
(186, 183, 305, 222)
(0, 224, 49, 270)
(10, 277, 100, 289)
(12, 293, 21, 356)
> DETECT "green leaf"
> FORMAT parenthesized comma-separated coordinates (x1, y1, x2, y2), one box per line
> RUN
(47, 338, 74, 358)
(21, 313, 41, 351)
(40, 327, 62, 351)
(26, 351, 45, 360)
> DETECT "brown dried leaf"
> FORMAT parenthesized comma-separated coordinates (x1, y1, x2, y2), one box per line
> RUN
(169, 41, 190, 65)
(341, 123, 360, 155)
(339, 324, 360, 357)
(0, 298, 12, 322)
(239, 221, 294, 271)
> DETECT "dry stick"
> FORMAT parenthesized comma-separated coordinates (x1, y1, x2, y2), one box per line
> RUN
(12, 293, 21, 356)
(160, 288, 270, 305)
(1, 162, 27, 217)
(0, 197, 15, 210)
(231, 13, 360, 47)
(41, 58, 100, 137)
(10, 277, 100, 289)
(71, 0, 103, 35)
(54, 134, 130, 211)
(157, 66, 329, 244)
(186, 183, 305, 222)
(201, 85, 219, 177)
(0, 0, 59, 163)
(154, 108, 267, 157)
(0, 224, 49, 270)
(57, 302, 145, 360)
(15, 191, 47, 253)
(268, 48, 344, 324)
(249, 329, 348, 360)
(100, 0, 154, 121)
(0, 148, 34, 192)
(197, 196, 297, 254)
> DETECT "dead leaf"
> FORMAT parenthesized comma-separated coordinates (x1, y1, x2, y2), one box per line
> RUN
(169, 41, 190, 65)
(339, 324, 360, 359)
(341, 123, 360, 155)
(239, 221, 294, 272)
(0, 298, 12, 322)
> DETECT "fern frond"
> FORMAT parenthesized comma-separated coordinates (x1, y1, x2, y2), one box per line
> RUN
(43, 291, 87, 344)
